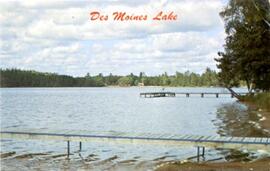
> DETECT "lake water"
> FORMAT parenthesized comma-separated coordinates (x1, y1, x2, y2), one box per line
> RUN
(1, 87, 269, 170)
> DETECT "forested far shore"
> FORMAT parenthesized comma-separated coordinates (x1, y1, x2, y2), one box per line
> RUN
(0, 68, 220, 87)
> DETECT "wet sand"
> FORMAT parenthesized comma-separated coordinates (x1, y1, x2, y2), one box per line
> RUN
(1, 151, 270, 171)
(155, 158, 270, 171)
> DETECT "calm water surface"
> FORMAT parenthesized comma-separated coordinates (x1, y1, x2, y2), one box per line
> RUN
(1, 87, 269, 170)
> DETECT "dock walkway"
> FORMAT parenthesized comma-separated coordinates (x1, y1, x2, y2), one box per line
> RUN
(1, 128, 269, 160)
(140, 92, 248, 98)
(140, 92, 176, 98)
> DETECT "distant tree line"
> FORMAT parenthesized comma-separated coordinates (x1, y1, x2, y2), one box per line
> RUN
(0, 68, 219, 87)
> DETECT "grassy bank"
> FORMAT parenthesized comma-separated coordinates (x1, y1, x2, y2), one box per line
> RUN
(240, 92, 270, 112)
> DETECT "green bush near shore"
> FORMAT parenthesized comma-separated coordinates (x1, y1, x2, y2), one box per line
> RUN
(240, 92, 270, 111)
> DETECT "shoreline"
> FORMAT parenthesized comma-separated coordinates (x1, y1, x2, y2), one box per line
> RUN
(0, 86, 246, 88)
(1, 153, 270, 171)
(240, 93, 270, 112)
(155, 158, 270, 171)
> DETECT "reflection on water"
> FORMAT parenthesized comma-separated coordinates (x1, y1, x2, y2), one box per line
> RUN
(1, 152, 160, 171)
(212, 102, 270, 162)
(213, 102, 270, 137)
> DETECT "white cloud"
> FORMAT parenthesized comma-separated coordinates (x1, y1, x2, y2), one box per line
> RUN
(81, 31, 222, 75)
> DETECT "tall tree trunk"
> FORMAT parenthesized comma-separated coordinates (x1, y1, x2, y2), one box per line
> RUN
(246, 78, 252, 93)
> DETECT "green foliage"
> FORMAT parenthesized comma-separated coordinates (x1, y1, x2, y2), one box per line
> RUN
(241, 92, 270, 111)
(216, 0, 270, 92)
(0, 69, 103, 87)
(104, 73, 121, 86)
(117, 76, 133, 86)
(0, 68, 220, 87)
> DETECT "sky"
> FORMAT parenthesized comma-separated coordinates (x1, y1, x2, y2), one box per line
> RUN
(0, 0, 228, 76)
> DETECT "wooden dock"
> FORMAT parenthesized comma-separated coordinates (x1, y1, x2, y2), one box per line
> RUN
(1, 128, 269, 160)
(140, 92, 176, 98)
(140, 92, 248, 98)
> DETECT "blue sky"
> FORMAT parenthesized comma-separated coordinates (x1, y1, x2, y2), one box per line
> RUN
(0, 0, 227, 76)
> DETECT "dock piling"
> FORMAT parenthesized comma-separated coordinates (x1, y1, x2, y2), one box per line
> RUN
(197, 146, 200, 162)
(196, 146, 206, 162)
(202, 147, 205, 157)
(67, 141, 70, 158)
(79, 141, 82, 151)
